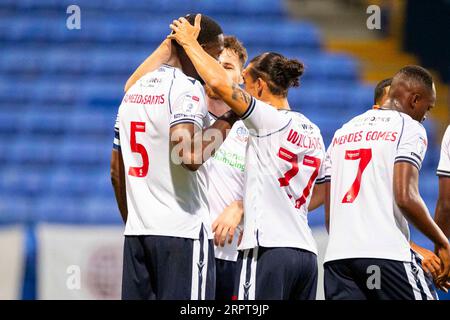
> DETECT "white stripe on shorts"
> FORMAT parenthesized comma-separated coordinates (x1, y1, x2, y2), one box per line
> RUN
(238, 249, 250, 300)
(200, 233, 209, 300)
(191, 238, 201, 300)
(412, 255, 436, 300)
(403, 262, 423, 300)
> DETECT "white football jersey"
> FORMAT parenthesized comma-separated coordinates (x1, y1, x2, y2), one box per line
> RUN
(324, 109, 428, 263)
(238, 97, 326, 254)
(206, 114, 248, 261)
(437, 125, 450, 177)
(113, 65, 212, 239)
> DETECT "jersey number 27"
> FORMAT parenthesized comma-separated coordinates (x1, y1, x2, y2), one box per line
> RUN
(278, 147, 321, 209)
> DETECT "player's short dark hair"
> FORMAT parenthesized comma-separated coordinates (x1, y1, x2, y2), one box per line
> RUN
(248, 52, 304, 97)
(224, 35, 248, 69)
(374, 78, 392, 104)
(394, 65, 434, 92)
(185, 14, 223, 45)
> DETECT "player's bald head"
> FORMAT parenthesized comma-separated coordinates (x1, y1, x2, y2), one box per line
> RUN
(388, 65, 436, 122)
(390, 65, 434, 96)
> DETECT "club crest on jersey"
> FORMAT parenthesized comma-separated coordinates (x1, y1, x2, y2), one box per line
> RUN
(235, 126, 249, 143)
(416, 137, 427, 158)
(182, 95, 200, 115)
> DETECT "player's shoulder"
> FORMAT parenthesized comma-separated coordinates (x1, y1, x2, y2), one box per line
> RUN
(399, 112, 426, 136)
(285, 110, 322, 134)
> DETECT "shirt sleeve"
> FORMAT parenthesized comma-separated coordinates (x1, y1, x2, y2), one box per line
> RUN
(315, 137, 328, 185)
(394, 120, 428, 171)
(113, 112, 120, 150)
(169, 80, 207, 129)
(322, 144, 332, 183)
(241, 97, 291, 137)
(437, 126, 450, 177)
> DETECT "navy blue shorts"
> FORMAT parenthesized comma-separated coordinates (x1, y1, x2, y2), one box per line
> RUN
(121, 227, 215, 300)
(215, 258, 237, 300)
(234, 246, 318, 300)
(324, 251, 438, 300)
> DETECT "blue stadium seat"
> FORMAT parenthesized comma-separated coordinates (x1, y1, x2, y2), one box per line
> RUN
(9, 138, 57, 165)
(0, 196, 31, 223)
(82, 197, 122, 224)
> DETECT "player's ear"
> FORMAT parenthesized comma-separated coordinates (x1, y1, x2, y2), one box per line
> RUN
(411, 93, 421, 108)
(256, 78, 265, 98)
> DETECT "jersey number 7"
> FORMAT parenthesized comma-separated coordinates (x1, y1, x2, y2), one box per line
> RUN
(341, 148, 372, 203)
(128, 121, 149, 177)
(278, 147, 321, 209)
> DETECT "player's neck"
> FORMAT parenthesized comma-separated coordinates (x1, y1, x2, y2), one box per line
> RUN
(166, 43, 183, 69)
(264, 96, 291, 111)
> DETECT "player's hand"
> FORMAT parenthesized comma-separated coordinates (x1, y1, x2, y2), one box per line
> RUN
(212, 200, 244, 247)
(435, 243, 450, 288)
(168, 14, 201, 47)
(411, 243, 442, 279)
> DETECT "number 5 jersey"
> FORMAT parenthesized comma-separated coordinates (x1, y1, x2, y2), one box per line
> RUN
(113, 65, 212, 239)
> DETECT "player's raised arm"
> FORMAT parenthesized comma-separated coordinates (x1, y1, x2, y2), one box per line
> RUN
(169, 15, 251, 116)
(393, 162, 450, 285)
(124, 39, 173, 92)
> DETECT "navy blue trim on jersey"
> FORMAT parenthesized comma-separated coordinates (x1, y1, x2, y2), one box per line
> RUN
(437, 169, 450, 177)
(253, 119, 292, 138)
(170, 118, 203, 129)
(243, 249, 254, 300)
(396, 112, 405, 150)
(316, 177, 327, 185)
(197, 227, 205, 300)
(241, 97, 256, 120)
(395, 156, 421, 170)
(208, 111, 219, 120)
(167, 68, 176, 114)
(323, 175, 331, 182)
(113, 128, 120, 150)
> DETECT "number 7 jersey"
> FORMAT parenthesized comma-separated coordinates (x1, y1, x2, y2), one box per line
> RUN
(113, 65, 211, 239)
(324, 109, 428, 263)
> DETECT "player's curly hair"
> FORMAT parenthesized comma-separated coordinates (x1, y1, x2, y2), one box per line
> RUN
(248, 52, 304, 97)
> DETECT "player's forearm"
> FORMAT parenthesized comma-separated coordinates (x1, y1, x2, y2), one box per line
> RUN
(435, 178, 450, 238)
(124, 39, 172, 92)
(308, 183, 325, 212)
(324, 182, 331, 233)
(435, 200, 450, 238)
(112, 178, 128, 223)
(110, 151, 128, 223)
(188, 111, 239, 170)
(172, 111, 239, 171)
(398, 196, 448, 248)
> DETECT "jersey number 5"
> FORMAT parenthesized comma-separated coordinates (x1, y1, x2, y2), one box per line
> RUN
(128, 121, 149, 177)
(278, 147, 321, 209)
(341, 148, 372, 203)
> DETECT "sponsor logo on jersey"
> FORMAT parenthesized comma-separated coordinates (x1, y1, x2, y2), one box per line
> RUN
(122, 93, 165, 105)
(140, 77, 162, 88)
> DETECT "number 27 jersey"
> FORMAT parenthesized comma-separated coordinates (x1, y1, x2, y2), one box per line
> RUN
(324, 109, 428, 263)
